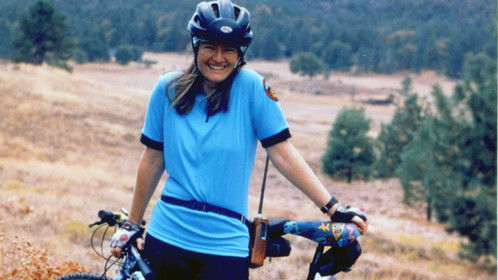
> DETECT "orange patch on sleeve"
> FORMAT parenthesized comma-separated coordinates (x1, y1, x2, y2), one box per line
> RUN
(263, 79, 278, 101)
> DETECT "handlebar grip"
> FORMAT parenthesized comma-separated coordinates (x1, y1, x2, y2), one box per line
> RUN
(98, 210, 121, 226)
(98, 210, 118, 219)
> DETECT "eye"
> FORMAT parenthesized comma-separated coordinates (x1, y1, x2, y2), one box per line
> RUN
(202, 44, 215, 50)
(225, 48, 237, 54)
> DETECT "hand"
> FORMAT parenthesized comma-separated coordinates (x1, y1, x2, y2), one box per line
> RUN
(351, 215, 368, 235)
(111, 237, 146, 258)
(330, 205, 368, 234)
(109, 220, 144, 258)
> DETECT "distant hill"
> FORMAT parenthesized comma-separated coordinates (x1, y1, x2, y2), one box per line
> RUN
(0, 0, 495, 78)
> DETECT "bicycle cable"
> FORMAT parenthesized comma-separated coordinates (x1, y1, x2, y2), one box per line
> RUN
(90, 225, 105, 259)
(90, 224, 125, 267)
(90, 224, 107, 259)
(100, 255, 111, 280)
(100, 225, 110, 258)
(102, 254, 120, 280)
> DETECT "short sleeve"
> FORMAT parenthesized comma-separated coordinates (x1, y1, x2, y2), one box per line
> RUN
(251, 76, 291, 148)
(141, 72, 179, 151)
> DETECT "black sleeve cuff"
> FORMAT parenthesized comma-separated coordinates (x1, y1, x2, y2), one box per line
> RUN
(260, 128, 292, 148)
(140, 134, 164, 151)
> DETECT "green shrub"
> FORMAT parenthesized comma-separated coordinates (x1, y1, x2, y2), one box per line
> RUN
(115, 45, 143, 65)
(321, 107, 376, 182)
(289, 52, 325, 79)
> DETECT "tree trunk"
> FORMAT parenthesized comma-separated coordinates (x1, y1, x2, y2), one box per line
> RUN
(426, 197, 432, 221)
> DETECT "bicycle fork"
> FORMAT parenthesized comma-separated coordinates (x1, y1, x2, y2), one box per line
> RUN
(307, 244, 337, 280)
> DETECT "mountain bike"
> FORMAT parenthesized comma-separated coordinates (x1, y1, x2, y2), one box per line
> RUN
(54, 209, 152, 280)
(53, 210, 362, 280)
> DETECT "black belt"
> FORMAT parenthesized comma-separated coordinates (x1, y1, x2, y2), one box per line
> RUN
(161, 195, 251, 228)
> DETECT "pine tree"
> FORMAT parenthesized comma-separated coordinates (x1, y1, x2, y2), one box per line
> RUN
(13, 1, 74, 70)
(260, 30, 282, 60)
(452, 53, 497, 258)
(321, 107, 376, 183)
(375, 78, 426, 178)
(396, 87, 459, 222)
(396, 52, 496, 259)
(322, 41, 353, 71)
(142, 16, 157, 49)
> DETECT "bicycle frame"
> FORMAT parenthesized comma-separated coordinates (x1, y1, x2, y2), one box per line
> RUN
(307, 244, 327, 280)
(113, 246, 143, 280)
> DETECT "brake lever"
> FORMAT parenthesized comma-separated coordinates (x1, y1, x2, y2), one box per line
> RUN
(89, 220, 103, 228)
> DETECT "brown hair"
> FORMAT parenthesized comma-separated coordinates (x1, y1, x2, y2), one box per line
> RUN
(168, 48, 246, 117)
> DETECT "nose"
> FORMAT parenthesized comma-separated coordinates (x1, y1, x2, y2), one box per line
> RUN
(212, 47, 224, 62)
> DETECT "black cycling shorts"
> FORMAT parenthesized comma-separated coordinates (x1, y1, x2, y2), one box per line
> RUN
(142, 233, 249, 280)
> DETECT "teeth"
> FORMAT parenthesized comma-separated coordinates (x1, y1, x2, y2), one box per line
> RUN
(209, 65, 225, 70)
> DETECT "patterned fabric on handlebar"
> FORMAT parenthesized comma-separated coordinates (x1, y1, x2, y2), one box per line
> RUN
(283, 221, 360, 247)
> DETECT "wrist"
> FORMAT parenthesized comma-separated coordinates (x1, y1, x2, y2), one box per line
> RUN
(126, 211, 143, 227)
(126, 219, 140, 226)
(320, 196, 339, 215)
(327, 203, 339, 216)
(122, 219, 142, 231)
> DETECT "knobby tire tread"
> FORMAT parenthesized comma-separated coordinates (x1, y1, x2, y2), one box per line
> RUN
(53, 272, 111, 280)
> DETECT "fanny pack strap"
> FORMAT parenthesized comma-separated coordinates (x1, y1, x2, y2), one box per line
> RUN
(161, 155, 270, 229)
(161, 195, 251, 228)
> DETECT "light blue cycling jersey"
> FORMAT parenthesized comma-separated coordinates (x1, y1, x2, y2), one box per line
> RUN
(141, 68, 290, 257)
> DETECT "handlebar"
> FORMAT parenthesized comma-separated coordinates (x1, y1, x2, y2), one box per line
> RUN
(268, 219, 360, 248)
(90, 208, 145, 228)
(89, 209, 124, 227)
(98, 209, 123, 226)
(90, 209, 152, 280)
(89, 211, 360, 279)
(266, 219, 361, 279)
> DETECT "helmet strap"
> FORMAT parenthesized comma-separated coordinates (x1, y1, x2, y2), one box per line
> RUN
(236, 46, 248, 68)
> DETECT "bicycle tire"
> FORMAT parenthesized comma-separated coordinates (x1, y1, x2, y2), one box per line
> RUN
(53, 272, 112, 280)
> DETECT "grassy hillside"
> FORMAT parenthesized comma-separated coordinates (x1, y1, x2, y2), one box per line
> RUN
(0, 56, 495, 279)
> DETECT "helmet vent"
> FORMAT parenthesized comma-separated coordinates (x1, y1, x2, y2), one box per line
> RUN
(211, 3, 220, 17)
(233, 6, 240, 19)
(194, 15, 200, 24)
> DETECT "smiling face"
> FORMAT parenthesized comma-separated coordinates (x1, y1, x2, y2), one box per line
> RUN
(196, 42, 239, 91)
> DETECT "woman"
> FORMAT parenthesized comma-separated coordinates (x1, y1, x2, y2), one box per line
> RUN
(110, 1, 368, 279)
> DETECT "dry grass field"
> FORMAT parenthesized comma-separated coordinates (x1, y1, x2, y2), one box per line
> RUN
(0, 53, 495, 280)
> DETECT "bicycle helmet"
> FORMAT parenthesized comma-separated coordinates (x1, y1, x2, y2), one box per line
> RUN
(188, 0, 253, 47)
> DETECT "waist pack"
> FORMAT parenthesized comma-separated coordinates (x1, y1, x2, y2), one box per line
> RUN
(161, 156, 274, 269)
(249, 217, 268, 268)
